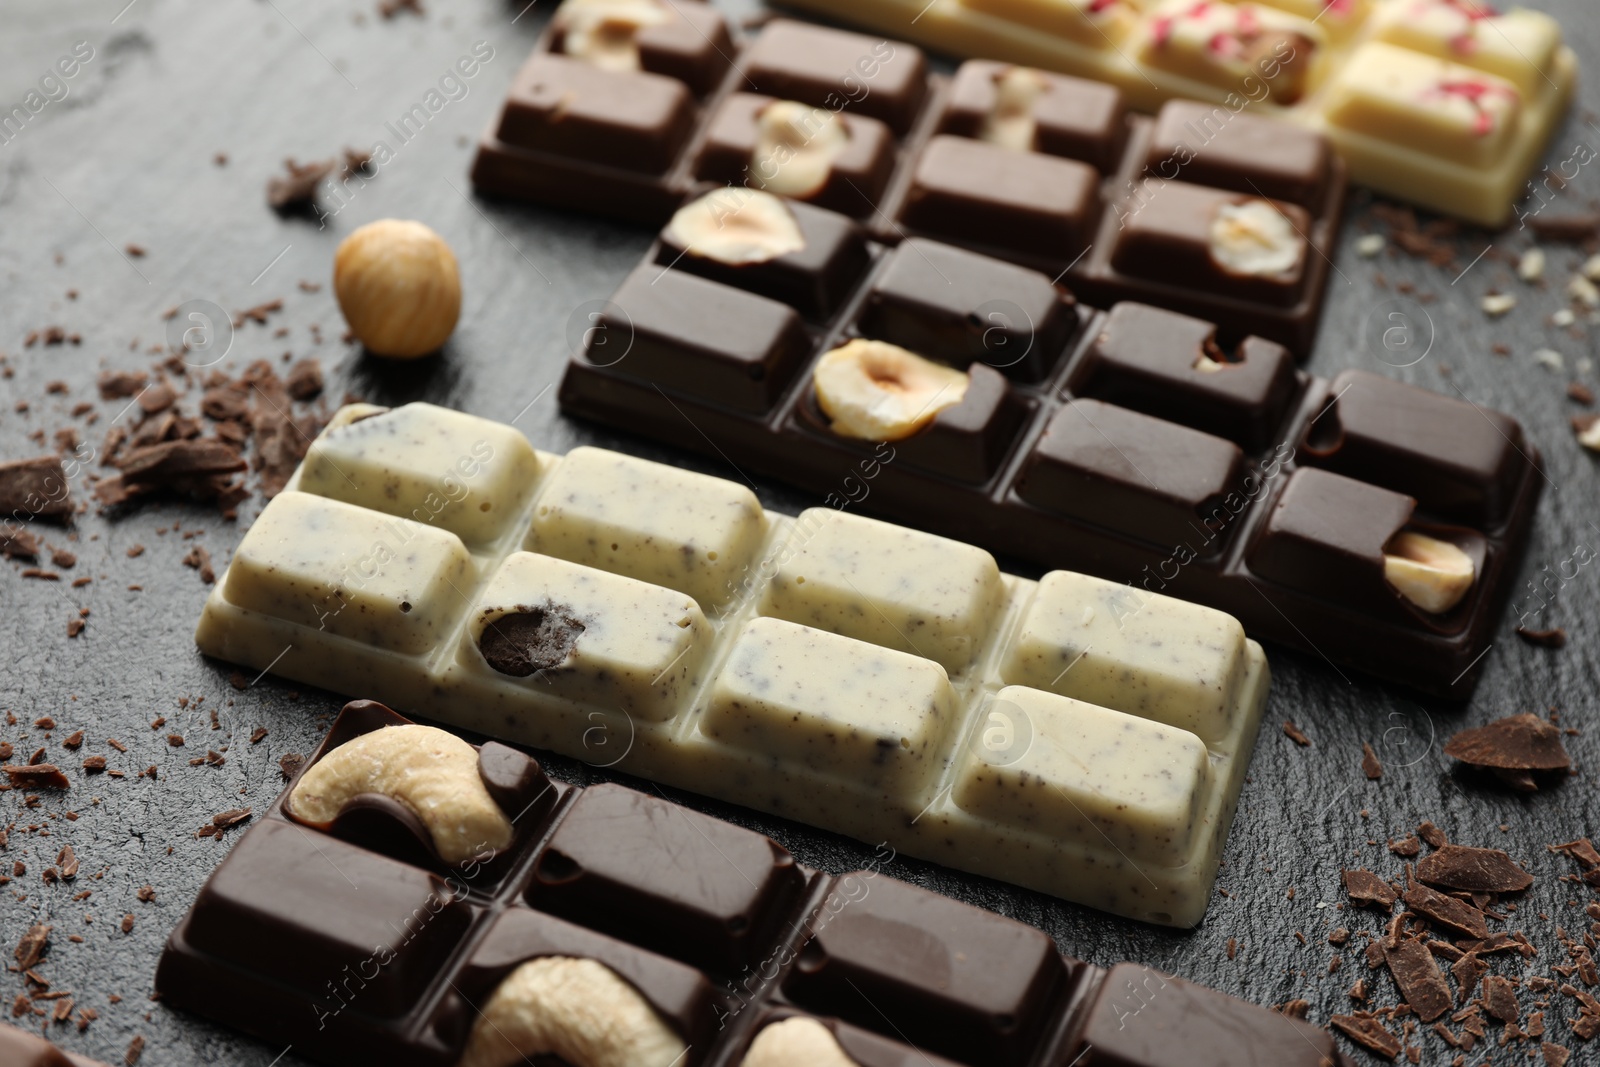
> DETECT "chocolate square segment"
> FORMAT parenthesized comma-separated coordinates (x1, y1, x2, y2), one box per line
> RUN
(1111, 181, 1310, 307)
(1300, 370, 1529, 527)
(1069, 963, 1345, 1067)
(783, 874, 1069, 1065)
(693, 94, 898, 218)
(1017, 399, 1247, 551)
(1146, 101, 1330, 207)
(658, 195, 872, 321)
(901, 135, 1099, 265)
(856, 238, 1077, 383)
(550, 0, 733, 96)
(495, 54, 695, 174)
(738, 20, 929, 134)
(180, 820, 472, 1019)
(1072, 302, 1297, 450)
(526, 783, 807, 975)
(595, 263, 811, 412)
(939, 59, 1127, 171)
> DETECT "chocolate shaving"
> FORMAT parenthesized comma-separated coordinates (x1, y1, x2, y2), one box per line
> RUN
(1482, 975, 1518, 1023)
(1417, 844, 1533, 893)
(1331, 1012, 1402, 1059)
(1282, 721, 1310, 746)
(0, 523, 40, 560)
(1516, 626, 1568, 649)
(1385, 938, 1452, 1022)
(14, 924, 49, 969)
(1345, 868, 1399, 910)
(1418, 822, 1448, 849)
(1550, 839, 1600, 870)
(1527, 213, 1600, 242)
(211, 807, 252, 829)
(2, 764, 69, 789)
(1403, 883, 1489, 940)
(285, 359, 324, 401)
(1452, 952, 1487, 1003)
(96, 370, 148, 400)
(0, 456, 73, 520)
(1362, 741, 1383, 780)
(1444, 714, 1571, 786)
(55, 845, 77, 880)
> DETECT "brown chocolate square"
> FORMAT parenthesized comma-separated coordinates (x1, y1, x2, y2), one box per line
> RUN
(737, 20, 928, 134)
(939, 59, 1127, 171)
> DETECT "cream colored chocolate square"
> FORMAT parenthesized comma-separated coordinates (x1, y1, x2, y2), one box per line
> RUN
(1250, 0, 1369, 40)
(953, 685, 1211, 866)
(957, 0, 1139, 46)
(297, 402, 542, 546)
(1369, 2, 1559, 97)
(1137, 1, 1323, 104)
(759, 508, 1005, 673)
(527, 447, 765, 611)
(221, 491, 473, 655)
(998, 570, 1246, 743)
(704, 616, 955, 795)
(1323, 42, 1520, 165)
(466, 552, 709, 723)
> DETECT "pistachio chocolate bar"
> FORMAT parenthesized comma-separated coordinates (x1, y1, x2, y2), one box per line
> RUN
(156, 701, 1354, 1067)
(559, 191, 1542, 697)
(472, 0, 1346, 355)
(771, 0, 1576, 227)
(194, 402, 1272, 926)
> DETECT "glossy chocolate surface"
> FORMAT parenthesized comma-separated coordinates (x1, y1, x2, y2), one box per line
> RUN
(157, 702, 1350, 1067)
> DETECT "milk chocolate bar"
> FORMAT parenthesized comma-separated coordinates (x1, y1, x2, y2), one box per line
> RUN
(157, 701, 1353, 1067)
(559, 192, 1542, 697)
(472, 1, 1346, 354)
(771, 0, 1576, 226)
(193, 402, 1274, 926)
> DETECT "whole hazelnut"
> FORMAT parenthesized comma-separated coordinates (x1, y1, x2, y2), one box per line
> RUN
(333, 219, 461, 359)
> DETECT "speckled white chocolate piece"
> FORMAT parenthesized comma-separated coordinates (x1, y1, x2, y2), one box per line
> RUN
(195, 402, 1272, 927)
(764, 0, 1576, 226)
(465, 552, 709, 723)
(298, 402, 542, 547)
(998, 570, 1246, 743)
(219, 491, 473, 655)
(954, 686, 1211, 866)
(759, 508, 1004, 673)
(705, 616, 956, 794)
(527, 446, 766, 611)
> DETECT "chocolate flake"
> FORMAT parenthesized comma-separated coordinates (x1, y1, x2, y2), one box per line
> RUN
(55, 846, 77, 880)
(1444, 714, 1571, 792)
(14, 924, 49, 969)
(1516, 626, 1568, 648)
(125, 1034, 144, 1065)
(1550, 839, 1600, 870)
(1451, 952, 1486, 1003)
(1403, 883, 1489, 940)
(1390, 835, 1421, 858)
(1332, 1012, 1402, 1059)
(1417, 844, 1534, 893)
(1362, 741, 1383, 780)
(266, 157, 335, 211)
(0, 456, 73, 520)
(1282, 720, 1311, 746)
(1345, 868, 1399, 910)
(2, 764, 69, 789)
(1482, 975, 1518, 1023)
(1385, 938, 1453, 1022)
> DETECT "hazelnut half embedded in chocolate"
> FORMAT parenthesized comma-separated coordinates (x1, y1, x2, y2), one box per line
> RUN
(813, 339, 968, 441)
(752, 101, 850, 199)
(979, 66, 1048, 152)
(1383, 531, 1475, 614)
(555, 0, 671, 72)
(1208, 199, 1303, 278)
(665, 188, 805, 267)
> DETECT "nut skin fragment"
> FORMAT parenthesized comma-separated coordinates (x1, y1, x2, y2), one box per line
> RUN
(664, 188, 805, 267)
(1208, 199, 1303, 277)
(742, 1017, 860, 1067)
(979, 66, 1047, 151)
(457, 956, 686, 1067)
(333, 219, 462, 359)
(1382, 531, 1476, 614)
(813, 339, 968, 442)
(289, 725, 511, 865)
(752, 101, 850, 199)
(555, 0, 670, 72)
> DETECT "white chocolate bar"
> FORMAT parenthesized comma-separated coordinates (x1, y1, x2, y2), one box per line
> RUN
(195, 402, 1271, 926)
(766, 0, 1576, 226)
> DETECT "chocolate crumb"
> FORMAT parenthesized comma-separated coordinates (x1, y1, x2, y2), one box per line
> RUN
(125, 1034, 144, 1065)
(136, 885, 155, 903)
(266, 157, 335, 211)
(14, 924, 49, 969)
(1390, 835, 1421, 857)
(1282, 721, 1311, 746)
(121, 914, 133, 934)
(1517, 626, 1569, 649)
(249, 728, 268, 744)
(81, 756, 106, 773)
(1362, 742, 1383, 780)
(1569, 382, 1596, 406)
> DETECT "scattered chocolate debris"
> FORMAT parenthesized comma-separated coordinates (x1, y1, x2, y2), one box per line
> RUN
(1517, 626, 1569, 649)
(2, 764, 69, 789)
(81, 756, 106, 773)
(120, 914, 133, 934)
(1282, 721, 1311, 746)
(1332, 1012, 1402, 1059)
(285, 358, 324, 401)
(1451, 951, 1486, 1003)
(1384, 938, 1452, 1022)
(266, 157, 334, 211)
(125, 1034, 144, 1065)
(55, 846, 77, 880)
(249, 727, 268, 744)
(1344, 868, 1399, 910)
(181, 544, 215, 584)
(1544, 1043, 1571, 1066)
(1362, 742, 1383, 780)
(0, 456, 73, 520)
(1416, 844, 1533, 893)
(96, 370, 149, 400)
(0, 523, 40, 560)
(279, 753, 305, 779)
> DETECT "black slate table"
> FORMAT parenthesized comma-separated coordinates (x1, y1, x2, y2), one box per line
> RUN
(2, 2, 1598, 1064)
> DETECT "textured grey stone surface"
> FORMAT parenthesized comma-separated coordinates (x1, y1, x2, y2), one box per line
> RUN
(0, 1, 1597, 1063)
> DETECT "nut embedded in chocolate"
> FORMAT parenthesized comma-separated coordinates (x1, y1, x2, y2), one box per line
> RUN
(478, 606, 588, 677)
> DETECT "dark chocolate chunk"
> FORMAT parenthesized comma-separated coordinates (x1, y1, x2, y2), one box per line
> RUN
(855, 238, 1077, 383)
(693, 94, 897, 217)
(901, 135, 1099, 265)
(550, 0, 732, 96)
(1401, 883, 1488, 940)
(476, 742, 550, 820)
(658, 194, 872, 321)
(1071, 302, 1298, 449)
(1331, 1012, 1402, 1059)
(1111, 182, 1310, 306)
(1301, 370, 1529, 527)
(589, 263, 812, 413)
(784, 873, 1068, 1065)
(1017, 399, 1247, 552)
(737, 20, 927, 134)
(938, 60, 1127, 170)
(1384, 938, 1451, 1022)
(1343, 869, 1398, 910)
(1443, 714, 1570, 780)
(1416, 844, 1533, 893)
(1146, 101, 1329, 207)
(478, 607, 587, 677)
(0, 456, 73, 521)
(496, 54, 696, 174)
(528, 783, 806, 974)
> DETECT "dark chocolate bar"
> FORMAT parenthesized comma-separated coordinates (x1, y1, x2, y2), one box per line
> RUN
(559, 198, 1541, 698)
(157, 701, 1353, 1067)
(471, 2, 1347, 354)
